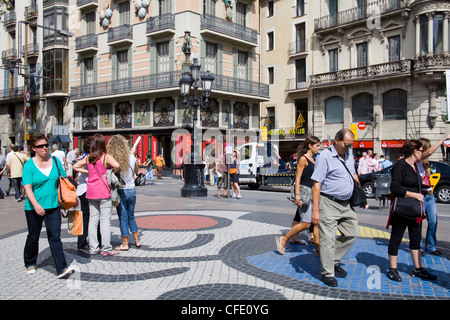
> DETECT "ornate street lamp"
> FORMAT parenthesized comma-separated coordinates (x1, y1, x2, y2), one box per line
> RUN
(179, 56, 215, 197)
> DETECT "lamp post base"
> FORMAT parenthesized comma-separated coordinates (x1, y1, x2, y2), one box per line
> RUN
(181, 164, 207, 197)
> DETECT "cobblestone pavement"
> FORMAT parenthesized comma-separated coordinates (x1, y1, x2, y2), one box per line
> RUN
(0, 178, 449, 302)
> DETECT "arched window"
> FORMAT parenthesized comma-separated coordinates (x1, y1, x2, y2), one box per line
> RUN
(325, 96, 343, 123)
(383, 89, 407, 120)
(352, 93, 373, 123)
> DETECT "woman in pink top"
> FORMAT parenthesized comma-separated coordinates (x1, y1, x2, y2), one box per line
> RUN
(73, 134, 120, 256)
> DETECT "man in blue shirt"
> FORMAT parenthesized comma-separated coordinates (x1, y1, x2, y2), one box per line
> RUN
(311, 128, 368, 287)
(381, 155, 393, 169)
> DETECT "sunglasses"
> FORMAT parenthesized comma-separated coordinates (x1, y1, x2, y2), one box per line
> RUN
(416, 149, 424, 153)
(343, 143, 353, 148)
(34, 143, 49, 149)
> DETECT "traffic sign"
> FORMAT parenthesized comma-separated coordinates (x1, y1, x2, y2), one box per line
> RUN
(357, 122, 366, 130)
(25, 91, 30, 103)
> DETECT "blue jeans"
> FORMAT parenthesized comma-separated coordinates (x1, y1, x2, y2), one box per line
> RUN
(24, 207, 68, 275)
(423, 193, 438, 253)
(117, 188, 138, 237)
(145, 169, 154, 181)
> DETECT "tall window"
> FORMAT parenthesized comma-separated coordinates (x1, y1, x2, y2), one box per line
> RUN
(84, 57, 95, 84)
(268, 1, 274, 17)
(236, 1, 247, 26)
(43, 7, 68, 47)
(296, 0, 305, 17)
(43, 49, 69, 94)
(383, 89, 407, 120)
(296, 23, 306, 52)
(118, 1, 130, 25)
(352, 93, 373, 122)
(117, 50, 128, 79)
(325, 96, 344, 123)
(267, 107, 275, 129)
(433, 13, 444, 53)
(205, 42, 217, 74)
(267, 32, 274, 51)
(329, 0, 338, 26)
(420, 14, 428, 55)
(329, 49, 338, 72)
(159, 0, 172, 15)
(203, 0, 215, 15)
(388, 36, 400, 61)
(85, 11, 96, 34)
(296, 58, 306, 87)
(237, 50, 248, 80)
(157, 41, 170, 73)
(267, 67, 274, 84)
(356, 42, 368, 67)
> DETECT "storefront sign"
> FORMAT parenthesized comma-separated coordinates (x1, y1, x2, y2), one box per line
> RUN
(354, 140, 373, 148)
(381, 140, 405, 148)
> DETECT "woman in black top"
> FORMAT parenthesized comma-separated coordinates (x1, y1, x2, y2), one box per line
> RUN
(276, 136, 320, 255)
(387, 139, 437, 282)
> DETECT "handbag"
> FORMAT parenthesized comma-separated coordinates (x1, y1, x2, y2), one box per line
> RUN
(391, 196, 423, 220)
(337, 155, 367, 207)
(67, 209, 83, 236)
(288, 182, 312, 204)
(421, 174, 431, 188)
(52, 157, 78, 211)
(230, 168, 237, 174)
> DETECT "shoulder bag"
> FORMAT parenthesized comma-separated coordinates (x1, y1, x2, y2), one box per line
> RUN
(288, 182, 312, 204)
(52, 156, 78, 212)
(391, 168, 423, 220)
(337, 155, 367, 208)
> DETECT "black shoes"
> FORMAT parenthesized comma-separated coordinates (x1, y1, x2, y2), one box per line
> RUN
(411, 268, 437, 280)
(387, 267, 437, 282)
(334, 264, 347, 278)
(387, 268, 402, 282)
(321, 276, 338, 287)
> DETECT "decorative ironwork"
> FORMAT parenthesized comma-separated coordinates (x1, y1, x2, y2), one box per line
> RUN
(107, 24, 132, 43)
(233, 102, 249, 129)
(201, 14, 257, 44)
(314, 0, 410, 32)
(146, 13, 175, 34)
(75, 34, 98, 51)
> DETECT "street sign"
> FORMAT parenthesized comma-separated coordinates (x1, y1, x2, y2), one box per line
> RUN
(25, 91, 30, 103)
(358, 122, 366, 130)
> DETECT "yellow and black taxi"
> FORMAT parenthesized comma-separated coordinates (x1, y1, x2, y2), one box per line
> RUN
(359, 161, 450, 204)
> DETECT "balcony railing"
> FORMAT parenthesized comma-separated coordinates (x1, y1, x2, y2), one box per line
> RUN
(0, 86, 39, 100)
(71, 72, 269, 100)
(3, 10, 16, 27)
(43, 0, 69, 7)
(414, 54, 450, 71)
(22, 43, 40, 56)
(314, 0, 410, 32)
(77, 0, 98, 8)
(310, 59, 413, 87)
(285, 78, 308, 91)
(75, 34, 98, 51)
(288, 40, 308, 56)
(201, 14, 257, 44)
(2, 49, 17, 61)
(108, 24, 133, 44)
(146, 13, 175, 34)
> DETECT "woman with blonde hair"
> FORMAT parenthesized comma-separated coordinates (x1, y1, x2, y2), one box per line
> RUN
(107, 135, 141, 250)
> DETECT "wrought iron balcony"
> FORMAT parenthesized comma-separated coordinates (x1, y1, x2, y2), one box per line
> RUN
(314, 0, 410, 32)
(288, 40, 308, 56)
(43, 0, 69, 7)
(0, 86, 39, 100)
(310, 59, 413, 87)
(2, 49, 17, 62)
(146, 13, 175, 36)
(285, 78, 309, 92)
(22, 43, 40, 57)
(201, 14, 257, 45)
(77, 0, 98, 9)
(71, 72, 269, 100)
(27, 1, 39, 19)
(108, 25, 133, 45)
(75, 34, 98, 52)
(3, 10, 16, 27)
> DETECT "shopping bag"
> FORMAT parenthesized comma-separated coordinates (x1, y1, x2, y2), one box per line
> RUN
(67, 210, 83, 236)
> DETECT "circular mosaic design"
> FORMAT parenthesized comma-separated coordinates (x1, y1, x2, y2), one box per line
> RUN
(135, 214, 231, 231)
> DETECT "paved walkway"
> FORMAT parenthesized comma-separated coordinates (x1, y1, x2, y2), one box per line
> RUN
(1, 201, 449, 301)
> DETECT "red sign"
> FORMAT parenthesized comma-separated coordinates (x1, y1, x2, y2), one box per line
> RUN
(353, 140, 373, 148)
(357, 122, 366, 130)
(381, 140, 405, 148)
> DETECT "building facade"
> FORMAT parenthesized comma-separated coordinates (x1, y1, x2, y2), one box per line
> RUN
(310, 0, 450, 160)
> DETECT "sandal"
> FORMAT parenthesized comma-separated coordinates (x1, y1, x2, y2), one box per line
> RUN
(102, 250, 119, 257)
(115, 243, 129, 251)
(135, 240, 142, 248)
(275, 237, 285, 255)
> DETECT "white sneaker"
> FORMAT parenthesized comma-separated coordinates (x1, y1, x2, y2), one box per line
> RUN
(58, 265, 75, 279)
(237, 195, 242, 199)
(26, 266, 36, 275)
(232, 194, 236, 199)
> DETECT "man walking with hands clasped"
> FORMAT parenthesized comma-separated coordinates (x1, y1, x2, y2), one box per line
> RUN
(311, 129, 368, 287)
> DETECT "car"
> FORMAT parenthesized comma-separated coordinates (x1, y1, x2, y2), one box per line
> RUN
(358, 161, 450, 204)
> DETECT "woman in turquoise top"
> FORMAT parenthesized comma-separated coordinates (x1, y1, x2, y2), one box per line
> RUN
(22, 134, 75, 279)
